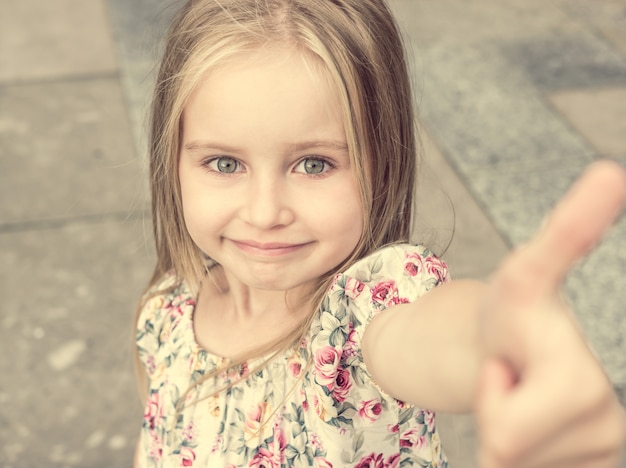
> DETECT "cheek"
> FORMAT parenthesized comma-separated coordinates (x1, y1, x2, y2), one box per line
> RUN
(319, 182, 364, 245)
(181, 194, 223, 236)
(178, 179, 199, 232)
(179, 174, 218, 241)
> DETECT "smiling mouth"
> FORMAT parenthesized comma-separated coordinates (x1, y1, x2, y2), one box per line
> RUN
(230, 239, 312, 257)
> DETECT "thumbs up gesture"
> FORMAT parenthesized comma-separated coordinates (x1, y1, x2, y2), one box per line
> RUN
(475, 161, 626, 468)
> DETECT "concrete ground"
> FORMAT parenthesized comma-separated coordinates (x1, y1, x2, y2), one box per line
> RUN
(0, 0, 624, 466)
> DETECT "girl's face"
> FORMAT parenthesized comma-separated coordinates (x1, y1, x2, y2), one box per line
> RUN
(178, 47, 364, 292)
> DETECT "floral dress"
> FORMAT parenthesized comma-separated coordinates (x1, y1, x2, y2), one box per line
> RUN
(136, 244, 450, 467)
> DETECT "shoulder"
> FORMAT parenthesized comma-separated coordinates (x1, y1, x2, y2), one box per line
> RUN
(338, 243, 449, 309)
(345, 243, 447, 279)
(308, 244, 449, 406)
(312, 243, 449, 352)
(136, 272, 196, 376)
(137, 272, 192, 329)
(312, 244, 449, 356)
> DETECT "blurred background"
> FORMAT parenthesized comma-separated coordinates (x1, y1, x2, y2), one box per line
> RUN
(0, 0, 625, 466)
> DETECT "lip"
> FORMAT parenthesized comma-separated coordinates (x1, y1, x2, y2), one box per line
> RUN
(230, 239, 312, 257)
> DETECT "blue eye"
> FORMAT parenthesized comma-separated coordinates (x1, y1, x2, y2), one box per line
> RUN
(208, 156, 239, 173)
(295, 158, 329, 175)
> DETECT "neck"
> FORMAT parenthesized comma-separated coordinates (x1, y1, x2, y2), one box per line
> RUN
(205, 266, 312, 320)
(192, 267, 314, 358)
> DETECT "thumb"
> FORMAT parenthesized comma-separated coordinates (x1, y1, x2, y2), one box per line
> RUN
(520, 161, 626, 293)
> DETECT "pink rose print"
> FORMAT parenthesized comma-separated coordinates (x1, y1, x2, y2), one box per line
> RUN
(344, 277, 365, 299)
(249, 428, 286, 468)
(399, 428, 426, 449)
(145, 354, 156, 375)
(355, 452, 385, 468)
(248, 403, 264, 423)
(387, 423, 399, 433)
(344, 327, 359, 357)
(385, 453, 400, 468)
(312, 392, 336, 422)
(355, 452, 404, 468)
(314, 346, 341, 387)
(249, 448, 280, 468)
(371, 280, 409, 307)
(404, 251, 423, 277)
(144, 393, 163, 430)
(245, 403, 266, 436)
(424, 409, 436, 432)
(289, 360, 302, 377)
(333, 368, 352, 402)
(404, 263, 419, 276)
(300, 389, 309, 411)
(358, 399, 383, 423)
(288, 354, 304, 377)
(371, 280, 398, 307)
(167, 297, 188, 323)
(424, 256, 448, 283)
(239, 361, 250, 377)
(179, 446, 196, 467)
(148, 432, 163, 462)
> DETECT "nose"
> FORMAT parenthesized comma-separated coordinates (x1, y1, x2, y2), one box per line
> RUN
(241, 176, 295, 230)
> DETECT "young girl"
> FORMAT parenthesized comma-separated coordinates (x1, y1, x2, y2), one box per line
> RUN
(134, 0, 626, 466)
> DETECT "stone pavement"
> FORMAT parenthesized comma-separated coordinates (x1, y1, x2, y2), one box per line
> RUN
(0, 0, 624, 466)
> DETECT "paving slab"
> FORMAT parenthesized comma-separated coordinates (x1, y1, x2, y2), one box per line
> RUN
(503, 32, 626, 91)
(556, 0, 626, 56)
(437, 413, 478, 468)
(0, 0, 118, 84)
(467, 159, 591, 246)
(414, 41, 595, 173)
(565, 215, 626, 380)
(414, 130, 509, 279)
(549, 87, 626, 156)
(0, 78, 148, 226)
(0, 220, 153, 466)
(391, 0, 580, 47)
(104, 0, 178, 156)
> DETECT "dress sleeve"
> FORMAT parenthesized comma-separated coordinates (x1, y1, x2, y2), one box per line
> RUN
(310, 244, 449, 402)
(341, 243, 449, 322)
(135, 273, 181, 378)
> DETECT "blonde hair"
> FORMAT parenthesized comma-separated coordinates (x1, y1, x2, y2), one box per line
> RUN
(136, 0, 418, 406)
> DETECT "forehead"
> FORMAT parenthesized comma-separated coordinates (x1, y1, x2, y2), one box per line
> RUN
(181, 46, 347, 149)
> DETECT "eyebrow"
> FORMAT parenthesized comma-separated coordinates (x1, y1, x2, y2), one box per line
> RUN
(289, 140, 349, 153)
(184, 141, 241, 154)
(183, 140, 349, 154)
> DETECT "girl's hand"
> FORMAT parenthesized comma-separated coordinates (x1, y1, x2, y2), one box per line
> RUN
(475, 161, 626, 468)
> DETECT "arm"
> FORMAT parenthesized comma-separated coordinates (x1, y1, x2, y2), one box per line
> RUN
(364, 161, 626, 467)
(362, 279, 486, 412)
